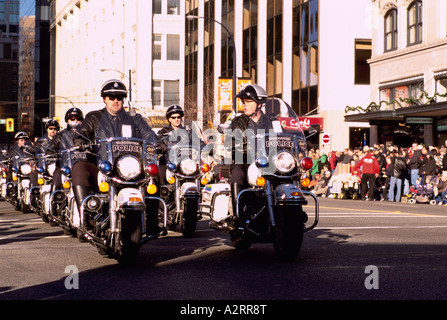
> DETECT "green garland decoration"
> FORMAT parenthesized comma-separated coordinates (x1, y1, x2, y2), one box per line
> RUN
(345, 90, 447, 114)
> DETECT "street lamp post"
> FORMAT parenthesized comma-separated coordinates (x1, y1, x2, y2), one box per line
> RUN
(186, 15, 238, 114)
(50, 95, 77, 109)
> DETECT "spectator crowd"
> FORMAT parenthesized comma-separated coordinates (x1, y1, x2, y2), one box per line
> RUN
(305, 140, 447, 205)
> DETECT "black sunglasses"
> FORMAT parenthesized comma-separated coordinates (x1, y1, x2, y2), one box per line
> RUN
(106, 96, 124, 101)
(170, 116, 182, 119)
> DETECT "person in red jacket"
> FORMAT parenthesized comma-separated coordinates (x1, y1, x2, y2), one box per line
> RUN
(354, 147, 380, 200)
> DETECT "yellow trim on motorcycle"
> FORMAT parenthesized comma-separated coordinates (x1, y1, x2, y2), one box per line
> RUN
(256, 176, 266, 187)
(147, 184, 157, 195)
(301, 177, 311, 188)
(38, 178, 44, 185)
(63, 181, 71, 189)
(167, 176, 176, 185)
(99, 181, 109, 193)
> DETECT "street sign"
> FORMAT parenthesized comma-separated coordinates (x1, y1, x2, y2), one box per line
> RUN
(322, 133, 331, 144)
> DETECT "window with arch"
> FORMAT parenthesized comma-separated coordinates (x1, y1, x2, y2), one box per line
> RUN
(407, 0, 422, 46)
(384, 8, 398, 52)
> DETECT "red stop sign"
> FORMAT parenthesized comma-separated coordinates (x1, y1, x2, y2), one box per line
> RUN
(322, 133, 330, 144)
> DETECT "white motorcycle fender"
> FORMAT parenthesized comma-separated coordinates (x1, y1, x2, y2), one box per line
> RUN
(1, 183, 6, 198)
(69, 190, 80, 228)
(181, 182, 198, 197)
(247, 163, 262, 187)
(41, 184, 52, 215)
(21, 179, 30, 189)
(117, 188, 144, 206)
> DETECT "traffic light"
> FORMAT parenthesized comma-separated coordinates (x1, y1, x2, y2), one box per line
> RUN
(6, 118, 14, 132)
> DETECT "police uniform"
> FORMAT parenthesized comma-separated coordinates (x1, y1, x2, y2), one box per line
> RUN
(71, 79, 159, 234)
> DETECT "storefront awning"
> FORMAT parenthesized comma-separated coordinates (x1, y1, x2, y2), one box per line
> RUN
(394, 101, 447, 117)
(344, 101, 447, 123)
(344, 110, 403, 123)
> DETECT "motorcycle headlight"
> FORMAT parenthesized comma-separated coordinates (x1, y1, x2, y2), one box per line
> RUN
(47, 163, 56, 177)
(116, 155, 141, 180)
(274, 151, 296, 174)
(20, 164, 32, 175)
(179, 158, 197, 175)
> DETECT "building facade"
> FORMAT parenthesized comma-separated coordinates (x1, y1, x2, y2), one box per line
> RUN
(49, 0, 184, 129)
(34, 0, 51, 137)
(185, 0, 373, 151)
(345, 0, 447, 148)
(0, 0, 19, 145)
(18, 15, 35, 138)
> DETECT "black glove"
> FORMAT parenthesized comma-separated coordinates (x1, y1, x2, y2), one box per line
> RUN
(74, 140, 90, 152)
(230, 114, 250, 131)
(156, 142, 168, 154)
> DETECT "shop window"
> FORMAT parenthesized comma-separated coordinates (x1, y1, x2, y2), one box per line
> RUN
(379, 81, 424, 109)
(435, 74, 447, 102)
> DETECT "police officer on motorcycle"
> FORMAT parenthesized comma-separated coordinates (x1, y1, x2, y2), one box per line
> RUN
(157, 105, 207, 181)
(7, 132, 33, 182)
(9, 131, 33, 158)
(72, 79, 159, 234)
(157, 105, 185, 183)
(46, 107, 85, 191)
(36, 119, 60, 154)
(229, 84, 273, 215)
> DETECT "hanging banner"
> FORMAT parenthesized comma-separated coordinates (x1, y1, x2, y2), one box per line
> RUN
(218, 78, 233, 112)
(218, 78, 252, 112)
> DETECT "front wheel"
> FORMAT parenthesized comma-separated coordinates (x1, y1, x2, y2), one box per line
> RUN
(272, 205, 305, 261)
(180, 197, 199, 238)
(115, 212, 143, 266)
(21, 199, 30, 213)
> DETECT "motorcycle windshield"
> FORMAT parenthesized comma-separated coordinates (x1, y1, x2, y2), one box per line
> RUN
(261, 98, 308, 156)
(167, 144, 201, 166)
(263, 98, 306, 138)
(36, 153, 45, 169)
(97, 137, 157, 167)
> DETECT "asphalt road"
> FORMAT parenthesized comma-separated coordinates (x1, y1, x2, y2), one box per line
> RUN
(1, 197, 447, 305)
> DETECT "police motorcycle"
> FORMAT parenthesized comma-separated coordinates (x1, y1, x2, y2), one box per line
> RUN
(75, 136, 167, 265)
(47, 147, 81, 236)
(0, 152, 10, 200)
(30, 152, 58, 223)
(206, 98, 319, 260)
(160, 131, 211, 238)
(8, 153, 34, 213)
